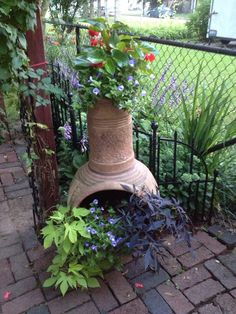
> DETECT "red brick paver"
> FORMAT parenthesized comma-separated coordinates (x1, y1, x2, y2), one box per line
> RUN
(196, 231, 226, 254)
(215, 293, 236, 314)
(48, 290, 90, 314)
(184, 278, 225, 305)
(173, 264, 211, 291)
(157, 282, 194, 314)
(1, 289, 44, 314)
(205, 259, 236, 289)
(178, 246, 214, 269)
(109, 298, 148, 314)
(105, 270, 136, 304)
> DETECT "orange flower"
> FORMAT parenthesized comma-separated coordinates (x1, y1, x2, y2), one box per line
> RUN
(53, 41, 60, 46)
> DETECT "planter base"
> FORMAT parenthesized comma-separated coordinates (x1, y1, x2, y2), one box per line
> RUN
(68, 159, 157, 207)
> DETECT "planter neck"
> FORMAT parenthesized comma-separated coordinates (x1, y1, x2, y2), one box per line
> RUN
(87, 99, 135, 175)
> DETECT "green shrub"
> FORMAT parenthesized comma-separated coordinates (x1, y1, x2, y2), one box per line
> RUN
(186, 0, 211, 40)
(131, 24, 189, 40)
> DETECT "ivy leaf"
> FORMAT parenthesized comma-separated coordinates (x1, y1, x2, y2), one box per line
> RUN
(87, 277, 100, 288)
(73, 207, 90, 217)
(43, 277, 57, 288)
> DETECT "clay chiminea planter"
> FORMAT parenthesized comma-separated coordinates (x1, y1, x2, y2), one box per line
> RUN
(68, 98, 157, 207)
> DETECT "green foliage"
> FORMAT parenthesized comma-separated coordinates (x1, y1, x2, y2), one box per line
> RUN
(20, 68, 64, 107)
(186, 0, 211, 40)
(131, 24, 189, 40)
(74, 18, 158, 112)
(56, 131, 87, 195)
(42, 201, 126, 296)
(0, 0, 37, 92)
(180, 65, 235, 159)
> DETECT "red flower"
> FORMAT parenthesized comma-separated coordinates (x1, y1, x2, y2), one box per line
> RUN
(135, 282, 144, 288)
(144, 53, 156, 62)
(3, 291, 11, 300)
(90, 38, 99, 46)
(91, 62, 104, 68)
(88, 29, 100, 37)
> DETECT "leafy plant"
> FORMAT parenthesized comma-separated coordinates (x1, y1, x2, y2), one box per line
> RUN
(180, 65, 235, 159)
(0, 0, 37, 92)
(42, 190, 192, 295)
(119, 187, 192, 271)
(73, 18, 158, 111)
(42, 200, 127, 296)
(186, 0, 211, 40)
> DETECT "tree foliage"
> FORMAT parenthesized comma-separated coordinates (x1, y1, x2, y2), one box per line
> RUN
(48, 0, 88, 24)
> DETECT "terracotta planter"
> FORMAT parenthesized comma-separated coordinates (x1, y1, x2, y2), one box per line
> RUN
(68, 99, 157, 207)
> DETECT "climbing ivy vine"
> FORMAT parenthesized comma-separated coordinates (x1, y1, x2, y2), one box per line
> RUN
(0, 0, 37, 92)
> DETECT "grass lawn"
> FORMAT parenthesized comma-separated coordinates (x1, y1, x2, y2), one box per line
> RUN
(140, 42, 236, 104)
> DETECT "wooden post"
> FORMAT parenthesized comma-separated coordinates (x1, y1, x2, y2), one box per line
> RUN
(26, 5, 59, 218)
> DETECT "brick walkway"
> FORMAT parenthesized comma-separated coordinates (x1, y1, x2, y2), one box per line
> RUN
(0, 142, 236, 314)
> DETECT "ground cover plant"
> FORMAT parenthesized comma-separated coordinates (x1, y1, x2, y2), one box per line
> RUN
(42, 191, 192, 296)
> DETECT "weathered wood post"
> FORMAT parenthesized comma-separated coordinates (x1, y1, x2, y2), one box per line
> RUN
(26, 5, 59, 223)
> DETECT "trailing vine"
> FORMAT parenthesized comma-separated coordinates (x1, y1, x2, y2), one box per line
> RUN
(0, 0, 37, 92)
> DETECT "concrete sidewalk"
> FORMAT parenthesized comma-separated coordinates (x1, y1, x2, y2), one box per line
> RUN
(0, 142, 236, 314)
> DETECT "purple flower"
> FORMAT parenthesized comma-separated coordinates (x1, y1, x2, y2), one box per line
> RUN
(88, 76, 93, 83)
(100, 207, 105, 211)
(99, 222, 105, 227)
(106, 231, 112, 237)
(86, 227, 97, 234)
(128, 75, 133, 81)
(90, 207, 96, 213)
(86, 226, 92, 233)
(71, 73, 84, 89)
(117, 85, 124, 91)
(95, 215, 99, 220)
(91, 228, 97, 235)
(63, 122, 72, 140)
(111, 240, 117, 247)
(93, 87, 100, 95)
(110, 236, 116, 242)
(134, 80, 139, 86)
(85, 242, 90, 247)
(108, 218, 116, 225)
(91, 245, 97, 251)
(129, 59, 136, 67)
(93, 199, 98, 205)
(141, 90, 147, 97)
